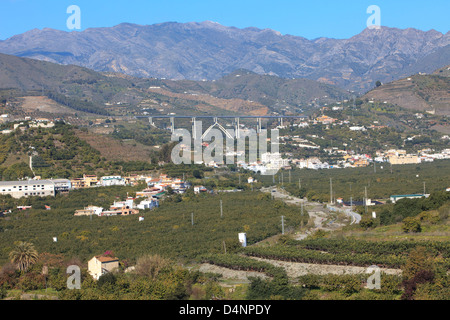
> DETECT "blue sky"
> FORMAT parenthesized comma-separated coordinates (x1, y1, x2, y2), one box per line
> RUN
(0, 0, 448, 40)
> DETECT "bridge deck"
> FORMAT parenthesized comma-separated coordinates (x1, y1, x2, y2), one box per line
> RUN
(136, 115, 307, 119)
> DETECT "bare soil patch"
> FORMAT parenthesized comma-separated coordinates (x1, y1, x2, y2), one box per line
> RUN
(75, 129, 155, 162)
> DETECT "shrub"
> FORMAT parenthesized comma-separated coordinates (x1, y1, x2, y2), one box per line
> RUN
(321, 274, 362, 295)
(359, 216, 376, 229)
(402, 217, 421, 233)
(97, 272, 117, 291)
(17, 272, 45, 291)
(134, 254, 171, 279)
(379, 274, 402, 295)
(0, 285, 7, 299)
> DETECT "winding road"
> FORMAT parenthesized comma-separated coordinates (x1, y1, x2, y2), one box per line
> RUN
(261, 186, 360, 239)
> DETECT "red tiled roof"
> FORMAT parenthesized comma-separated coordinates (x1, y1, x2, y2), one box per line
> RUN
(96, 256, 119, 263)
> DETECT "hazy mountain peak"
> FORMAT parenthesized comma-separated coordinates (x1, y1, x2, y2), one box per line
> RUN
(0, 22, 449, 92)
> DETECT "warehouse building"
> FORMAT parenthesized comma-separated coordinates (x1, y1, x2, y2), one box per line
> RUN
(0, 179, 69, 199)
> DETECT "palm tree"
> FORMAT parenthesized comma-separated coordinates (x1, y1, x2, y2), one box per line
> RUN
(9, 241, 38, 272)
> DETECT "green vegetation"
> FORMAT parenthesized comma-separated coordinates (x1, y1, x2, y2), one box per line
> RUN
(0, 121, 184, 179)
(0, 122, 104, 179)
(258, 161, 450, 202)
(0, 190, 308, 265)
(111, 121, 170, 147)
(47, 91, 109, 116)
(199, 253, 305, 300)
(241, 238, 449, 269)
(348, 190, 449, 236)
(0, 251, 227, 300)
(380, 191, 450, 225)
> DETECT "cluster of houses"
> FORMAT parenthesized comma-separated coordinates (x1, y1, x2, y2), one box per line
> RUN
(227, 147, 450, 174)
(74, 197, 159, 217)
(0, 171, 205, 219)
(288, 148, 450, 171)
(71, 174, 195, 217)
(238, 152, 290, 175)
(375, 149, 450, 165)
(0, 173, 192, 220)
(72, 174, 212, 218)
(1, 118, 56, 135)
(69, 173, 189, 191)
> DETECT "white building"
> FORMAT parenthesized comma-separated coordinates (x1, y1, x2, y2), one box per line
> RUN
(88, 256, 119, 280)
(136, 199, 159, 210)
(297, 157, 329, 170)
(390, 194, 429, 204)
(261, 152, 290, 167)
(87, 206, 104, 216)
(100, 176, 126, 187)
(0, 180, 56, 199)
(112, 198, 134, 208)
(51, 179, 71, 192)
(349, 126, 366, 131)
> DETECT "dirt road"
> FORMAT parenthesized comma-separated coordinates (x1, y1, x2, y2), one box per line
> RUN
(261, 187, 347, 240)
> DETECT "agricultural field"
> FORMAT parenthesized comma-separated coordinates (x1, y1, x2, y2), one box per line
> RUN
(0, 190, 308, 265)
(258, 160, 450, 202)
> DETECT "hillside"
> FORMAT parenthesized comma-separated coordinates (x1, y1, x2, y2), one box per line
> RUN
(1, 23, 449, 92)
(0, 52, 139, 115)
(0, 53, 349, 117)
(364, 65, 450, 116)
(0, 121, 162, 180)
(161, 69, 350, 113)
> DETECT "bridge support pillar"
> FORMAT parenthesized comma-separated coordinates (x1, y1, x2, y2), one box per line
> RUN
(170, 117, 175, 133)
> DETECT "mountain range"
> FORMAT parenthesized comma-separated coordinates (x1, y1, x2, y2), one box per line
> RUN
(0, 53, 350, 116)
(1, 21, 449, 93)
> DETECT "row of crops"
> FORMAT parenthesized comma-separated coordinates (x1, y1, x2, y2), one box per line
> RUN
(241, 239, 450, 269)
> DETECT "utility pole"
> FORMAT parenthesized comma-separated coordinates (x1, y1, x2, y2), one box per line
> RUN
(281, 216, 285, 235)
(330, 178, 333, 204)
(220, 200, 223, 218)
(299, 178, 301, 190)
(364, 187, 368, 214)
